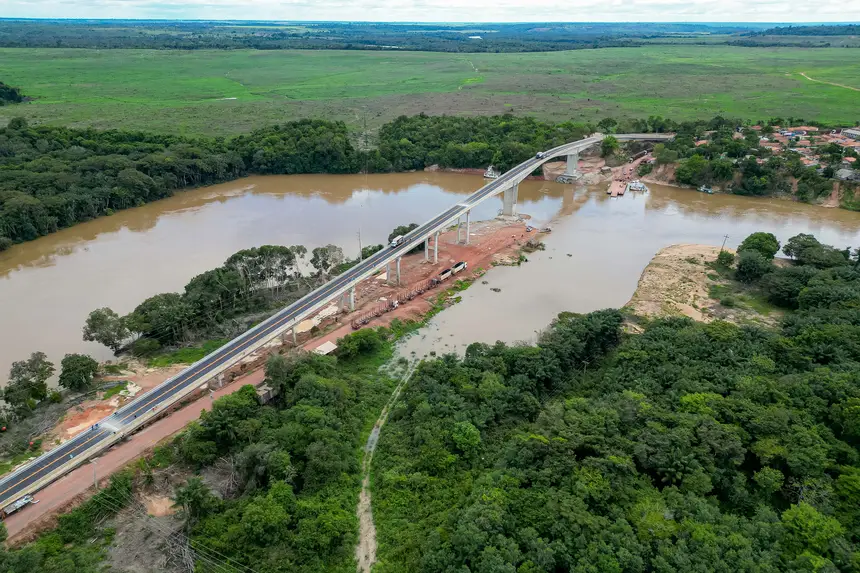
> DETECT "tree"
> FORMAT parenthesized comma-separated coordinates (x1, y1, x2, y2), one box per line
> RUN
(5, 352, 55, 406)
(597, 118, 618, 133)
(653, 143, 679, 165)
(58, 353, 99, 392)
(738, 232, 780, 260)
(173, 476, 218, 529)
(735, 250, 772, 283)
(310, 245, 345, 277)
(82, 307, 129, 352)
(784, 233, 820, 260)
(675, 155, 710, 186)
(781, 502, 844, 558)
(600, 136, 620, 158)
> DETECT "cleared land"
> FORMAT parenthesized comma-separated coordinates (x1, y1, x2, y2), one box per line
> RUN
(1, 46, 859, 136)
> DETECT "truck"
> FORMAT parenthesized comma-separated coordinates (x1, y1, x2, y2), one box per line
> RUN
(451, 261, 468, 275)
(1, 495, 33, 519)
(438, 268, 453, 281)
(389, 235, 405, 248)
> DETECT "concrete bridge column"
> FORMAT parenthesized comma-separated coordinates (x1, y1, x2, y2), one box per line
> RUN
(396, 257, 401, 286)
(456, 215, 462, 244)
(434, 232, 439, 264)
(502, 183, 518, 216)
(349, 287, 356, 311)
(424, 238, 429, 261)
(292, 328, 297, 345)
(465, 210, 471, 245)
(565, 151, 580, 177)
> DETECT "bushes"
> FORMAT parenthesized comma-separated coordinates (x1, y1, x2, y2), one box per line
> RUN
(337, 328, 385, 359)
(735, 250, 772, 283)
(761, 265, 819, 308)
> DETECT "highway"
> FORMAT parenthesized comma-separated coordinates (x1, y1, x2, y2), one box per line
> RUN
(0, 133, 672, 514)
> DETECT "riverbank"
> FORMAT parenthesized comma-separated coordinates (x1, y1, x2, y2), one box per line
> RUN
(1, 214, 535, 543)
(625, 244, 782, 327)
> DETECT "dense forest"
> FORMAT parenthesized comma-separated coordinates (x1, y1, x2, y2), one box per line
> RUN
(371, 232, 860, 572)
(748, 24, 860, 37)
(0, 20, 754, 52)
(6, 232, 860, 572)
(0, 118, 359, 249)
(0, 82, 23, 105)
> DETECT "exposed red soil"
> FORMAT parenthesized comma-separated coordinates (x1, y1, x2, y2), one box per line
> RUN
(5, 366, 266, 545)
(304, 218, 530, 351)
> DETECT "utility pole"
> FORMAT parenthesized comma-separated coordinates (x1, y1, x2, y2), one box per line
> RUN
(92, 461, 98, 490)
(720, 234, 729, 252)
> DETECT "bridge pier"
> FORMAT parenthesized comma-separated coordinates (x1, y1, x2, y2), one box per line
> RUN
(349, 287, 356, 311)
(292, 328, 297, 345)
(434, 232, 439, 263)
(396, 257, 402, 286)
(502, 183, 518, 216)
(565, 151, 580, 177)
(465, 210, 471, 245)
(424, 238, 429, 261)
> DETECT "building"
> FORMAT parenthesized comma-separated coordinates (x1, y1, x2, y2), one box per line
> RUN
(844, 129, 860, 141)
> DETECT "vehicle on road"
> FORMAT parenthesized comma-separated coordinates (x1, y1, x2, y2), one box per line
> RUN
(452, 261, 468, 274)
(438, 268, 452, 281)
(1, 495, 33, 518)
(389, 235, 405, 248)
(535, 152, 546, 159)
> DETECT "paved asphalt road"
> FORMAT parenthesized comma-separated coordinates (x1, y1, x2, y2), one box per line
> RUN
(0, 133, 668, 514)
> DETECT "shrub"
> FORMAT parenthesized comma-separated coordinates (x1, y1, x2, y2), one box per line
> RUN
(736, 250, 772, 283)
(716, 250, 735, 268)
(131, 337, 161, 357)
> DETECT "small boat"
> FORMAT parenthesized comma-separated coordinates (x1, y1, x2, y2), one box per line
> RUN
(698, 185, 714, 194)
(626, 180, 649, 193)
(483, 165, 499, 179)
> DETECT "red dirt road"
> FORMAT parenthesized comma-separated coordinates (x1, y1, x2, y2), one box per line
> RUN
(5, 367, 264, 544)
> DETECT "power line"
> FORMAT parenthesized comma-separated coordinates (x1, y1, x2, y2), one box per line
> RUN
(90, 490, 243, 573)
(103, 484, 258, 573)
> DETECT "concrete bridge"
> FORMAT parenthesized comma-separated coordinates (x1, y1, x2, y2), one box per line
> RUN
(0, 132, 673, 515)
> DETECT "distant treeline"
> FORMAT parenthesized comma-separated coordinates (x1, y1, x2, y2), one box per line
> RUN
(0, 20, 754, 52)
(0, 82, 23, 105)
(747, 24, 860, 37)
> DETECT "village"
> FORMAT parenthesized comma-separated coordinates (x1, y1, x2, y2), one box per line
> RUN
(706, 124, 860, 181)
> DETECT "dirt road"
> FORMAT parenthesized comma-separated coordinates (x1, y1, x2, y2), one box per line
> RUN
(799, 72, 860, 93)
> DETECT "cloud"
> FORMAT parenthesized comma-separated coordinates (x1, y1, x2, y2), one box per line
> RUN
(4, 0, 860, 21)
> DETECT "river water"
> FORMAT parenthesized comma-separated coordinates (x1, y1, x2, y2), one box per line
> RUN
(3, 172, 860, 379)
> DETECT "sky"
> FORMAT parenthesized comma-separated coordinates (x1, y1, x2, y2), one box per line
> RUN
(3, 0, 860, 23)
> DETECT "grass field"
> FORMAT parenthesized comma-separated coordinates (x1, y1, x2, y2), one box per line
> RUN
(1, 46, 858, 136)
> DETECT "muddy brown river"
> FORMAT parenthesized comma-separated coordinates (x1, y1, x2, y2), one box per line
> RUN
(3, 172, 860, 380)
